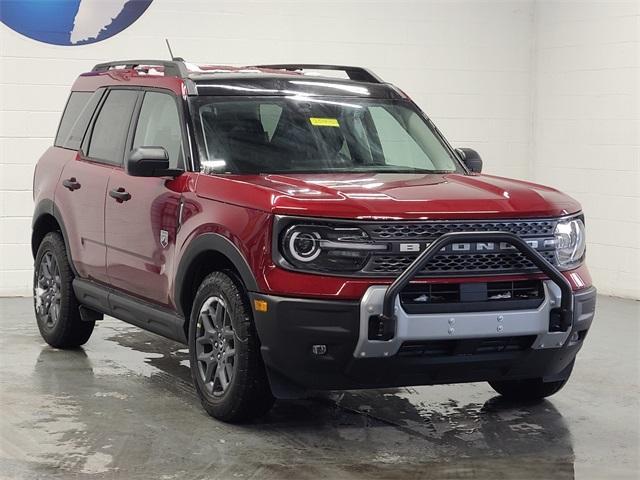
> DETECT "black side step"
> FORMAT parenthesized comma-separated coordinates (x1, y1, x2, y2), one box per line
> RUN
(73, 279, 186, 344)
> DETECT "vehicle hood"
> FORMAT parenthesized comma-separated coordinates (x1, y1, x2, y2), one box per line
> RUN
(196, 173, 581, 220)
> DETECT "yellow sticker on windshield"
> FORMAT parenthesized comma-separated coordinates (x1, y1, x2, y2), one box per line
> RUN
(309, 117, 340, 127)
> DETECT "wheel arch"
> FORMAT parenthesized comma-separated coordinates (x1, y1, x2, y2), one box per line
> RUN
(32, 200, 77, 275)
(175, 233, 259, 328)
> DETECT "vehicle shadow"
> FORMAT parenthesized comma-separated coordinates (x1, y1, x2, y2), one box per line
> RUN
(110, 326, 576, 469)
(22, 326, 576, 479)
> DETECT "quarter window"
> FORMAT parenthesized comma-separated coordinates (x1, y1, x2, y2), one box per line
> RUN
(64, 90, 104, 151)
(55, 92, 92, 148)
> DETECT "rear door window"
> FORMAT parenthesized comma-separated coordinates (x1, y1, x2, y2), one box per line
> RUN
(87, 90, 138, 164)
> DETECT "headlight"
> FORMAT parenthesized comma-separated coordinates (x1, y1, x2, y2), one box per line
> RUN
(279, 223, 385, 273)
(554, 216, 586, 269)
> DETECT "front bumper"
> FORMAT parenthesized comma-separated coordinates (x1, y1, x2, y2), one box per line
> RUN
(251, 285, 596, 394)
(252, 232, 596, 397)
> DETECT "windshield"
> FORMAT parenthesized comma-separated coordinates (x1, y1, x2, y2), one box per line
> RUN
(191, 96, 463, 174)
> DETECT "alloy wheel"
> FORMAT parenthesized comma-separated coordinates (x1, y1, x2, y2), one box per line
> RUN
(35, 251, 61, 328)
(195, 296, 236, 397)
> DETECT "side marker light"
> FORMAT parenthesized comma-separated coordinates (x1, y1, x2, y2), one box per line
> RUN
(254, 299, 268, 312)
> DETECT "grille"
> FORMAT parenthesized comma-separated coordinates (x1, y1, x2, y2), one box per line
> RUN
(400, 280, 543, 305)
(358, 218, 558, 276)
(363, 220, 556, 240)
(399, 280, 544, 313)
(366, 250, 556, 276)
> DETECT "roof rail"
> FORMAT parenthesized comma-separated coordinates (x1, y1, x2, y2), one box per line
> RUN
(254, 64, 383, 83)
(91, 59, 189, 78)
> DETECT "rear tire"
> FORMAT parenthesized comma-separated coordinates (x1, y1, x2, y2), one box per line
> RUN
(33, 232, 94, 348)
(188, 271, 274, 422)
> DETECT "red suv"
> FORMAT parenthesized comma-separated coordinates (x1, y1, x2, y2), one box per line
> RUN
(32, 60, 596, 422)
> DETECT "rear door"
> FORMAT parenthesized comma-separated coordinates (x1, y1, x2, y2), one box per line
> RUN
(67, 88, 140, 282)
(104, 89, 186, 307)
(53, 88, 133, 284)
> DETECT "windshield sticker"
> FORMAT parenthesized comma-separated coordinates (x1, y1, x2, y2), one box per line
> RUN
(309, 117, 340, 127)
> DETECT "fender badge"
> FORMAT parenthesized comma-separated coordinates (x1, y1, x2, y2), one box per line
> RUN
(160, 229, 169, 248)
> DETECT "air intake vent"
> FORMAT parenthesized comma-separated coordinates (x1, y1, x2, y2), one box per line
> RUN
(398, 336, 536, 357)
(400, 280, 544, 314)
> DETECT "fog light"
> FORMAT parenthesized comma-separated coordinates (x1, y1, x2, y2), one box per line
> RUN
(311, 344, 327, 355)
(569, 331, 580, 344)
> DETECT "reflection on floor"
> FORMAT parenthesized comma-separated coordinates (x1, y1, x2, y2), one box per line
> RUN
(0, 296, 637, 479)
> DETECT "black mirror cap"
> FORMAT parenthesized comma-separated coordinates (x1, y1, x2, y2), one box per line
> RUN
(127, 146, 176, 177)
(457, 148, 483, 173)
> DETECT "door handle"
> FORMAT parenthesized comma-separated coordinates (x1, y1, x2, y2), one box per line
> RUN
(62, 177, 81, 191)
(109, 187, 131, 203)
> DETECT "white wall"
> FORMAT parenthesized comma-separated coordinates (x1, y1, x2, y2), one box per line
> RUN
(531, 0, 640, 298)
(0, 0, 536, 296)
(0, 0, 637, 298)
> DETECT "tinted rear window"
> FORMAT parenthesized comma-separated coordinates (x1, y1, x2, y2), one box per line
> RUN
(87, 90, 138, 164)
(54, 92, 92, 148)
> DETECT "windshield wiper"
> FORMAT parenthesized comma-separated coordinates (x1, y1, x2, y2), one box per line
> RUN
(256, 166, 457, 174)
(363, 168, 455, 174)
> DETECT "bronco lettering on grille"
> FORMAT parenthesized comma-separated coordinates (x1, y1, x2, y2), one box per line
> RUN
(395, 238, 555, 254)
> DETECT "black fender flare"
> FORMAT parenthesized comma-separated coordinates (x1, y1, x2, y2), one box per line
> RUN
(32, 199, 78, 276)
(174, 233, 259, 317)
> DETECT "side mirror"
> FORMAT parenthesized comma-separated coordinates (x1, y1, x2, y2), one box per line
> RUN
(456, 148, 483, 173)
(127, 146, 180, 177)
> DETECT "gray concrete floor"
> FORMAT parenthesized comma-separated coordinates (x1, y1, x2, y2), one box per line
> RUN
(0, 296, 638, 480)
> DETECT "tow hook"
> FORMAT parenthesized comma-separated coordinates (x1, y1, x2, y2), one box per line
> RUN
(369, 314, 396, 341)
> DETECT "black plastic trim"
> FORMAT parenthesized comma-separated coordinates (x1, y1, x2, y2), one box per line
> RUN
(73, 278, 186, 343)
(249, 292, 360, 397)
(174, 233, 259, 317)
(248, 290, 594, 395)
(32, 199, 79, 277)
(73, 278, 110, 312)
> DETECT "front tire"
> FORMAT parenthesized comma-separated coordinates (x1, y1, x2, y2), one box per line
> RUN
(33, 231, 94, 348)
(188, 271, 274, 422)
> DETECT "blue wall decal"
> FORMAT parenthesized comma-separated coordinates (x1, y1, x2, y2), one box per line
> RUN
(0, 0, 153, 46)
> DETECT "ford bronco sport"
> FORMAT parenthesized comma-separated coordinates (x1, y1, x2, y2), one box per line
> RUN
(32, 60, 596, 422)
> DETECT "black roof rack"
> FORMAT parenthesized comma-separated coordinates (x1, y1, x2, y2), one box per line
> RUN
(91, 59, 189, 78)
(254, 64, 383, 83)
(90, 61, 384, 85)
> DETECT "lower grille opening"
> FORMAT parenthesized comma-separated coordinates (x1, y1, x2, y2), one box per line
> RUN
(398, 335, 536, 357)
(400, 280, 544, 314)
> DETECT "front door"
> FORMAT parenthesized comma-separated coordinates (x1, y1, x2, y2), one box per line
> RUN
(104, 90, 186, 307)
